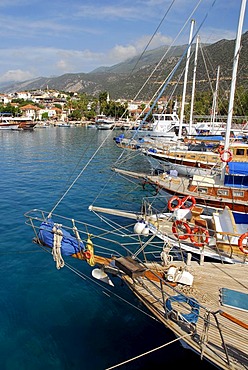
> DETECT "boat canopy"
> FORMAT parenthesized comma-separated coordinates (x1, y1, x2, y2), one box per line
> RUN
(228, 161, 248, 175)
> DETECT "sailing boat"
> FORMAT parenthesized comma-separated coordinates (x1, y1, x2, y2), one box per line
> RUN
(113, 20, 248, 211)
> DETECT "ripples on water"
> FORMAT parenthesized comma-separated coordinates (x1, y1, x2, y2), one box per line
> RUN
(0, 127, 214, 370)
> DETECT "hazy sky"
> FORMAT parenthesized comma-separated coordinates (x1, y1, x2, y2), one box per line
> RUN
(0, 0, 247, 83)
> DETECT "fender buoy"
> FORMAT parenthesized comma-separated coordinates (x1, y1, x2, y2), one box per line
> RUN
(181, 195, 196, 210)
(220, 149, 233, 163)
(218, 145, 224, 154)
(190, 226, 209, 247)
(172, 220, 191, 240)
(165, 294, 200, 324)
(238, 232, 248, 254)
(168, 196, 182, 211)
(84, 250, 91, 259)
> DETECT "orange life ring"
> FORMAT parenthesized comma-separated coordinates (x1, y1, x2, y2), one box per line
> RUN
(181, 195, 196, 210)
(168, 196, 182, 211)
(220, 149, 233, 163)
(190, 226, 209, 247)
(84, 250, 91, 259)
(172, 220, 191, 240)
(238, 232, 248, 254)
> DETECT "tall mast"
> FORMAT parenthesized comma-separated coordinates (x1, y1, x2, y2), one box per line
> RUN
(221, 0, 247, 179)
(189, 34, 200, 135)
(210, 65, 220, 130)
(178, 19, 195, 140)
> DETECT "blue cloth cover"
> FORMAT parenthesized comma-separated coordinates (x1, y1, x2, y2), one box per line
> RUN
(220, 288, 248, 312)
(38, 219, 85, 256)
(228, 162, 248, 176)
(165, 294, 200, 324)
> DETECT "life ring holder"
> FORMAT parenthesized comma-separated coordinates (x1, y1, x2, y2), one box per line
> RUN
(190, 226, 209, 247)
(168, 196, 182, 211)
(84, 250, 91, 259)
(181, 195, 196, 210)
(172, 220, 191, 240)
(165, 294, 200, 324)
(220, 149, 233, 163)
(238, 232, 248, 254)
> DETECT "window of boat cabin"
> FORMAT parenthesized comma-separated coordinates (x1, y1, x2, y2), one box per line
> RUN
(217, 189, 229, 196)
(233, 190, 244, 197)
(235, 148, 245, 156)
(198, 187, 208, 194)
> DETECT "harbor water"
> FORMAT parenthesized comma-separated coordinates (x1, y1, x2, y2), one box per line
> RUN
(0, 127, 214, 370)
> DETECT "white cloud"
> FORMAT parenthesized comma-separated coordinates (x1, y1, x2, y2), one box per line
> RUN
(106, 32, 173, 64)
(0, 69, 35, 83)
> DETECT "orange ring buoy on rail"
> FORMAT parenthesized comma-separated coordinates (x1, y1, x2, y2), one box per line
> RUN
(84, 250, 91, 259)
(190, 226, 209, 247)
(220, 149, 233, 163)
(172, 220, 191, 240)
(238, 232, 248, 254)
(168, 196, 182, 211)
(181, 195, 196, 210)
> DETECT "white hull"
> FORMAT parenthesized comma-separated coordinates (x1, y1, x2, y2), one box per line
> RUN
(0, 123, 19, 130)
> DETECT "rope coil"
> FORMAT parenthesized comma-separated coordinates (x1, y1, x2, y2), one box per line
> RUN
(52, 224, 65, 269)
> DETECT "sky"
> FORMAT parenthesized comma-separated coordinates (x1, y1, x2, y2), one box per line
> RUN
(0, 0, 247, 84)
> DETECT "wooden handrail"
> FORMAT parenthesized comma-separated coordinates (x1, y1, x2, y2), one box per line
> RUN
(219, 310, 248, 330)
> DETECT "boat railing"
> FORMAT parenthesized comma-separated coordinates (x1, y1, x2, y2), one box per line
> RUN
(132, 256, 248, 368)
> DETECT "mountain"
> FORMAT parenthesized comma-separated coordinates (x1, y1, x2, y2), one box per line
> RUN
(1, 32, 248, 100)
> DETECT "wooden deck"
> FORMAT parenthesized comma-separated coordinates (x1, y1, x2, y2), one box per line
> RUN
(121, 259, 248, 370)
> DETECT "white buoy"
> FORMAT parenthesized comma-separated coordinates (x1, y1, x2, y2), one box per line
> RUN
(133, 221, 146, 234)
(141, 226, 149, 236)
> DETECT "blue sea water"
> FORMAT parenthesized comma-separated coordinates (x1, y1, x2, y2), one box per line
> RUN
(0, 127, 214, 370)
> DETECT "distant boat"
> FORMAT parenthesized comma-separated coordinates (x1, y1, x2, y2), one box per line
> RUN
(17, 117, 37, 130)
(95, 114, 115, 129)
(55, 122, 71, 127)
(0, 115, 19, 130)
(0, 115, 37, 130)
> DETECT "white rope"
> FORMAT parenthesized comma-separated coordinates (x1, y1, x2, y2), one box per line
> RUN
(105, 332, 192, 369)
(52, 224, 65, 269)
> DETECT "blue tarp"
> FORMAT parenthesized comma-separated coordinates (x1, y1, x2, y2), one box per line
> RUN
(228, 162, 248, 175)
(195, 135, 224, 141)
(38, 219, 85, 256)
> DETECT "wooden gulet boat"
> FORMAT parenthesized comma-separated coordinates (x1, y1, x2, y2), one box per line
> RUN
(24, 208, 248, 370)
(113, 166, 248, 214)
(88, 195, 248, 264)
(142, 140, 247, 176)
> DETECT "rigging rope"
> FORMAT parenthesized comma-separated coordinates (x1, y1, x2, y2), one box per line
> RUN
(114, 0, 218, 169)
(105, 332, 192, 369)
(48, 129, 114, 217)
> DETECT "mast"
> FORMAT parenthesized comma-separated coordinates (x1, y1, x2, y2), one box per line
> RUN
(178, 19, 195, 140)
(210, 65, 220, 130)
(189, 34, 200, 135)
(221, 0, 247, 179)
